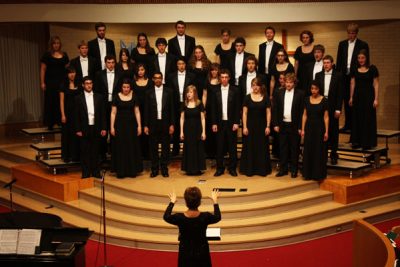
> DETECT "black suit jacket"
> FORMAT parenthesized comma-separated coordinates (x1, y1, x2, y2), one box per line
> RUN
(238, 73, 267, 104)
(144, 86, 175, 131)
(258, 41, 284, 75)
(167, 35, 196, 63)
(211, 85, 240, 126)
(153, 53, 177, 86)
(167, 71, 196, 110)
(336, 38, 369, 75)
(74, 92, 107, 136)
(315, 70, 344, 112)
(69, 56, 97, 85)
(94, 69, 121, 103)
(228, 52, 254, 85)
(302, 60, 319, 93)
(88, 38, 116, 72)
(273, 89, 305, 131)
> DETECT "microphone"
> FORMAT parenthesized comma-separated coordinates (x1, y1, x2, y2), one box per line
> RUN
(3, 179, 17, 189)
(101, 169, 107, 181)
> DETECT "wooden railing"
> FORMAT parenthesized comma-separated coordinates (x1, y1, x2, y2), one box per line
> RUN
(353, 219, 396, 267)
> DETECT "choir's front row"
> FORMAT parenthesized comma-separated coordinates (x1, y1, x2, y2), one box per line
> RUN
(67, 52, 377, 182)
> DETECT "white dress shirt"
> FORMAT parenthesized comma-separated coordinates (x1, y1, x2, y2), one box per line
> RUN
(347, 39, 356, 74)
(283, 89, 294, 122)
(177, 35, 185, 56)
(155, 86, 163, 120)
(107, 69, 115, 102)
(235, 53, 244, 85)
(313, 60, 323, 80)
(98, 38, 107, 70)
(265, 41, 274, 74)
(246, 71, 257, 95)
(158, 53, 167, 84)
(221, 85, 229, 121)
(84, 91, 95, 125)
(324, 70, 333, 98)
(80, 56, 89, 77)
(178, 71, 186, 102)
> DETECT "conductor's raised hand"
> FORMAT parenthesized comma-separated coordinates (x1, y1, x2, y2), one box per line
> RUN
(210, 189, 220, 204)
(168, 191, 177, 204)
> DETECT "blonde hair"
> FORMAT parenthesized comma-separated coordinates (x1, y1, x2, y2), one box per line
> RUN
(285, 73, 297, 83)
(184, 85, 201, 107)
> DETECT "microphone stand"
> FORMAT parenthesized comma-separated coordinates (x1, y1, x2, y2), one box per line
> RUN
(3, 179, 16, 211)
(100, 170, 112, 267)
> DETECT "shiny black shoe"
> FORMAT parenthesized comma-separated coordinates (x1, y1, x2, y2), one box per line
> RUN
(291, 172, 298, 178)
(229, 169, 238, 177)
(161, 169, 169, 177)
(214, 169, 224, 177)
(275, 171, 288, 177)
(150, 170, 159, 178)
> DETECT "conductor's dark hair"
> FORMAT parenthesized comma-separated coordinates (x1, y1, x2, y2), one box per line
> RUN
(155, 37, 167, 46)
(234, 37, 246, 46)
(264, 26, 276, 34)
(184, 187, 202, 210)
(95, 22, 106, 30)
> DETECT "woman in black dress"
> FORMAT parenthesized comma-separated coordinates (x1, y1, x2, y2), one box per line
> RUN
(269, 48, 295, 99)
(301, 81, 329, 181)
(40, 36, 69, 129)
(164, 187, 221, 267)
(110, 79, 143, 178)
(294, 30, 315, 92)
(188, 45, 211, 104)
(240, 77, 272, 176)
(349, 49, 379, 149)
(204, 63, 220, 158)
(214, 28, 235, 70)
(180, 85, 206, 175)
(131, 33, 156, 77)
(116, 48, 135, 80)
(132, 64, 153, 159)
(60, 66, 81, 163)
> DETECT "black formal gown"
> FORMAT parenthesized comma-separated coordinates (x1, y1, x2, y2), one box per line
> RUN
(214, 43, 235, 70)
(41, 52, 69, 128)
(60, 82, 81, 162)
(204, 82, 219, 158)
(270, 63, 295, 92)
(240, 95, 272, 176)
(190, 67, 209, 101)
(163, 202, 221, 267)
(294, 47, 314, 91)
(350, 65, 379, 148)
(111, 95, 142, 178)
(131, 47, 156, 77)
(302, 97, 328, 180)
(132, 79, 153, 159)
(181, 104, 206, 174)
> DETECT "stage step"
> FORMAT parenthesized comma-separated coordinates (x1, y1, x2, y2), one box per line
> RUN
(0, 182, 399, 251)
(11, 163, 93, 201)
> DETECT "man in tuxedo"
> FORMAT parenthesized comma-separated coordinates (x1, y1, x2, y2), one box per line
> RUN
(238, 55, 267, 104)
(167, 20, 196, 63)
(69, 40, 96, 87)
(229, 37, 254, 86)
(168, 57, 195, 156)
(336, 23, 369, 131)
(94, 55, 121, 159)
(211, 69, 240, 177)
(258, 26, 284, 95)
(303, 44, 325, 95)
(75, 77, 107, 178)
(88, 22, 116, 72)
(273, 73, 304, 178)
(315, 55, 344, 165)
(144, 72, 175, 178)
(153, 38, 177, 86)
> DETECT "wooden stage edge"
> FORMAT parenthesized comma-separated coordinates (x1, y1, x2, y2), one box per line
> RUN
(321, 165, 400, 204)
(9, 162, 400, 205)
